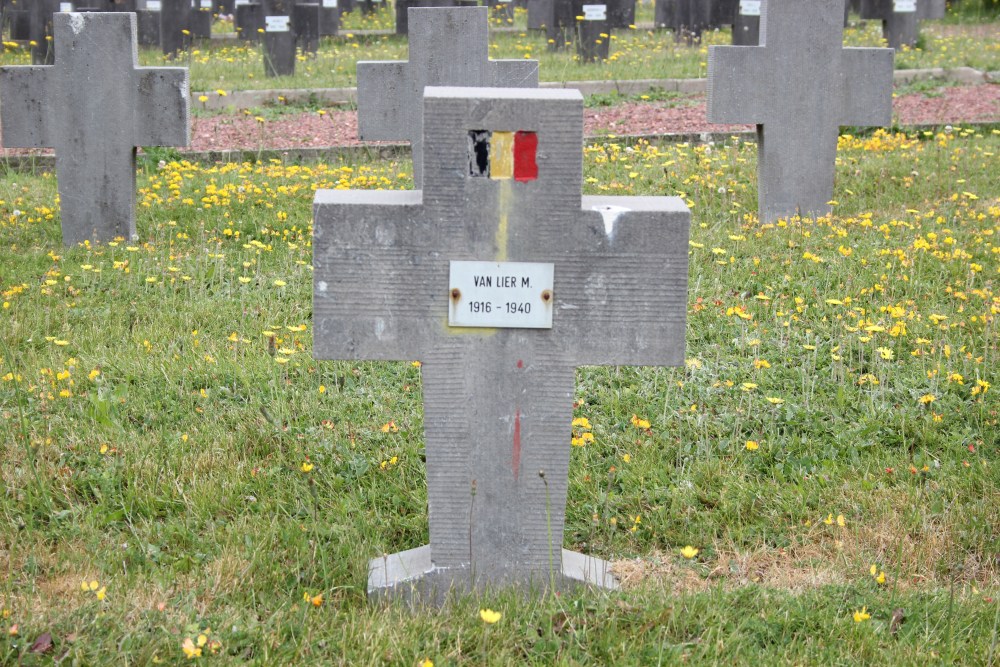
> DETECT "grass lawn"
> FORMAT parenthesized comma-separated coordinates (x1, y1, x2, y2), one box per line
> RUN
(0, 125, 997, 663)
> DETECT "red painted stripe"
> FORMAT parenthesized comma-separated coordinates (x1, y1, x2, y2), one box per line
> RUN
(512, 409, 521, 482)
(513, 131, 538, 182)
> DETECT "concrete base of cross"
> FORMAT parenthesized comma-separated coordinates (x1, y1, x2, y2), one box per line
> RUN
(368, 545, 619, 604)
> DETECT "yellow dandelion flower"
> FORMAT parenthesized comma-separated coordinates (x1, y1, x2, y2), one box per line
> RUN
(480, 608, 502, 624)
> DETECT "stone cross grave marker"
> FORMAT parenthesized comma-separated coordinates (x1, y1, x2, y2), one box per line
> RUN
(357, 6, 538, 187)
(544, 0, 575, 50)
(262, 0, 296, 76)
(707, 0, 893, 223)
(160, 0, 191, 56)
(190, 0, 215, 39)
(527, 0, 551, 30)
(234, 1, 264, 41)
(0, 12, 190, 245)
(607, 0, 635, 29)
(655, 0, 712, 43)
(732, 0, 760, 45)
(28, 0, 60, 65)
(313, 87, 690, 602)
(576, 1, 611, 62)
(860, 0, 945, 50)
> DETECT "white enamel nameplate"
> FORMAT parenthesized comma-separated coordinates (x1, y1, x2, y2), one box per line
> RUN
(265, 15, 291, 32)
(894, 0, 917, 12)
(147, 0, 162, 9)
(449, 261, 554, 329)
(583, 4, 607, 21)
(322, 0, 337, 7)
(739, 0, 761, 16)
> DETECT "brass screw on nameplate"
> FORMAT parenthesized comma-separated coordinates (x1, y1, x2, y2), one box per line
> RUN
(450, 288, 461, 302)
(541, 289, 552, 303)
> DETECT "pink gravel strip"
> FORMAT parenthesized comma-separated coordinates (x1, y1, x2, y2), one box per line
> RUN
(1, 84, 996, 157)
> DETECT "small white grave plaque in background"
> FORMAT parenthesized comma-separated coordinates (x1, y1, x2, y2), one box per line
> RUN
(265, 15, 291, 32)
(201, 0, 212, 8)
(739, 0, 761, 16)
(322, 0, 337, 6)
(236, 0, 249, 5)
(449, 261, 555, 329)
(582, 4, 607, 20)
(894, 0, 917, 11)
(60, 2, 73, 10)
(147, 0, 162, 10)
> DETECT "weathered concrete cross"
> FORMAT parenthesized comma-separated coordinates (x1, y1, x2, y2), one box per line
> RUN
(356, 6, 538, 187)
(0, 12, 189, 245)
(313, 87, 690, 602)
(707, 0, 893, 223)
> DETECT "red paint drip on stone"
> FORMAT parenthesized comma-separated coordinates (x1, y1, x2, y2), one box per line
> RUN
(512, 409, 521, 482)
(513, 131, 538, 182)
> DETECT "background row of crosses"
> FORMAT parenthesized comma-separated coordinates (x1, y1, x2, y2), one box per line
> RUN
(0, 0, 893, 601)
(7, 0, 943, 66)
(1, 1, 892, 243)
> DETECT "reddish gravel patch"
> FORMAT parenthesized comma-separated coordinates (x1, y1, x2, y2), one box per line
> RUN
(892, 83, 1000, 125)
(1, 83, 996, 157)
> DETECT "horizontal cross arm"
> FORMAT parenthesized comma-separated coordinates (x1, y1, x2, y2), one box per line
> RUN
(706, 46, 770, 125)
(313, 189, 434, 362)
(133, 67, 191, 148)
(356, 61, 408, 141)
(0, 66, 53, 149)
(559, 196, 690, 367)
(837, 48, 894, 127)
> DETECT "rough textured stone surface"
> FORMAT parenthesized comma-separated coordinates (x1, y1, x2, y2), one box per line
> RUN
(707, 0, 893, 222)
(357, 7, 538, 186)
(395, 0, 463, 35)
(0, 12, 190, 244)
(314, 87, 690, 602)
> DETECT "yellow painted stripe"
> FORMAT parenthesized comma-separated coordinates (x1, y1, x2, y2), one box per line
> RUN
(491, 131, 514, 180)
(494, 178, 511, 261)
